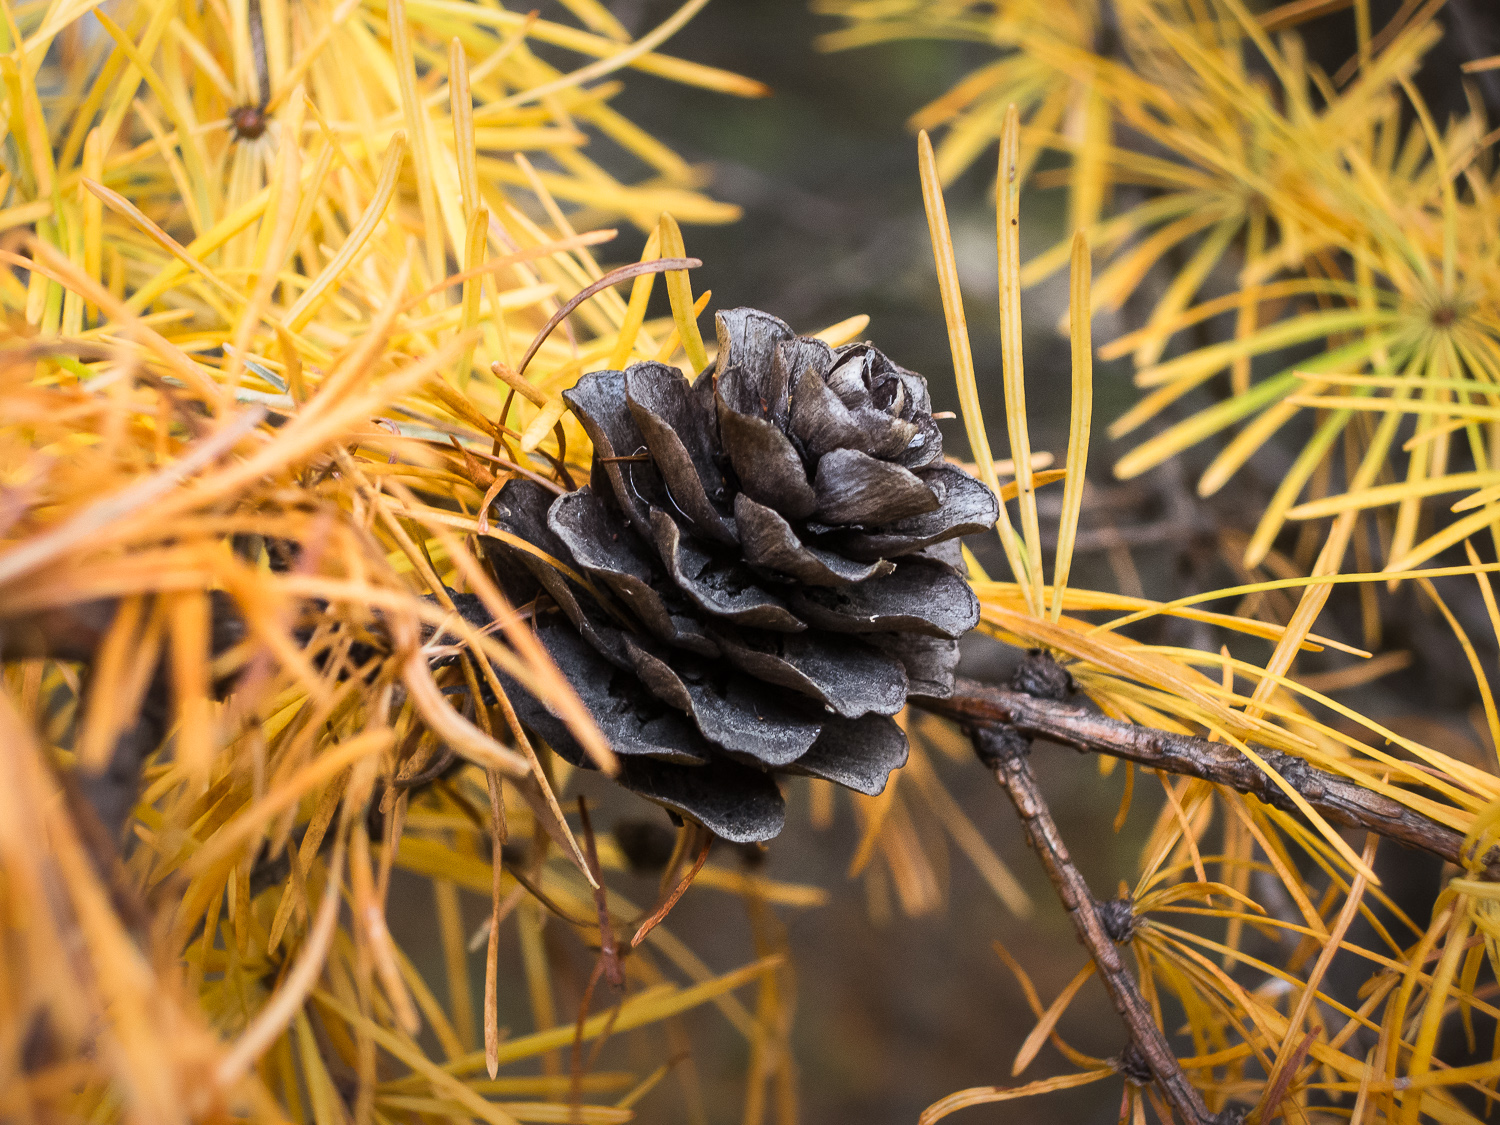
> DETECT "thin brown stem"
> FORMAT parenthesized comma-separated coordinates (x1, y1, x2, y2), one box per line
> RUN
(631, 824, 711, 948)
(577, 797, 623, 990)
(514, 256, 700, 375)
(920, 677, 1492, 879)
(971, 725, 1219, 1124)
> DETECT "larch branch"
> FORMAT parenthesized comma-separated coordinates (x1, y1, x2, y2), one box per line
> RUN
(919, 676, 1491, 879)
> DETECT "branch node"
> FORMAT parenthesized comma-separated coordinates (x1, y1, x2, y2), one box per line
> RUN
(971, 723, 1031, 769)
(1011, 648, 1074, 700)
(1115, 1042, 1153, 1085)
(1095, 895, 1137, 944)
(1256, 749, 1324, 813)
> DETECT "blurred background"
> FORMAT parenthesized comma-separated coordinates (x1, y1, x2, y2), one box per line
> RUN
(400, 3, 1500, 1122)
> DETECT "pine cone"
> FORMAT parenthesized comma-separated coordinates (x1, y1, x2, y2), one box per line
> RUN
(486, 309, 998, 842)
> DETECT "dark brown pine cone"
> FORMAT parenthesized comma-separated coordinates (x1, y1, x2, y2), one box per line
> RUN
(484, 309, 998, 842)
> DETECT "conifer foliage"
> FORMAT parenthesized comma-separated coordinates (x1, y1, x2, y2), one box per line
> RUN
(2, 0, 1500, 1123)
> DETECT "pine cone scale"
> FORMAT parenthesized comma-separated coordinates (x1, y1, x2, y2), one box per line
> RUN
(787, 560, 980, 638)
(545, 490, 689, 644)
(538, 621, 714, 765)
(790, 713, 910, 796)
(714, 308, 795, 396)
(620, 754, 786, 843)
(811, 447, 941, 524)
(561, 373, 663, 534)
(620, 635, 824, 765)
(870, 633, 959, 699)
(791, 361, 898, 460)
(829, 465, 999, 560)
(733, 493, 894, 585)
(714, 398, 818, 518)
(711, 628, 909, 718)
(648, 509, 806, 631)
(624, 364, 737, 545)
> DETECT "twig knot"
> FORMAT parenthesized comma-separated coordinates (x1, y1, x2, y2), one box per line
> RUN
(1256, 750, 1323, 813)
(971, 724, 1031, 769)
(1095, 895, 1137, 943)
(1010, 649, 1075, 701)
(1115, 1042, 1153, 1085)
